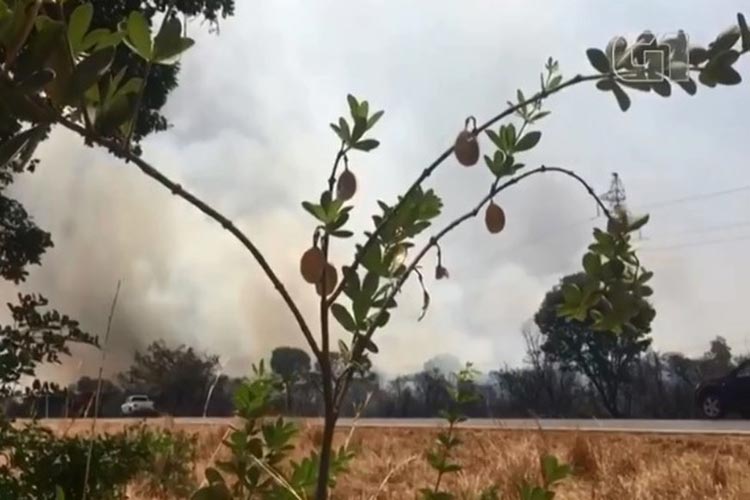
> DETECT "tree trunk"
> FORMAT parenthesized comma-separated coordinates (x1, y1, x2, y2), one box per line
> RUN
(315, 409, 338, 500)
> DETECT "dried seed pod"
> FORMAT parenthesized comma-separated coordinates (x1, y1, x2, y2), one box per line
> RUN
(454, 130, 479, 166)
(485, 201, 506, 234)
(435, 265, 450, 280)
(300, 246, 325, 283)
(336, 169, 357, 201)
(315, 263, 338, 296)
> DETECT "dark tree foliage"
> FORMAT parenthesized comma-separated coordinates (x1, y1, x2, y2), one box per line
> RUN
(0, 0, 236, 298)
(0, 294, 97, 396)
(118, 340, 219, 416)
(270, 346, 311, 411)
(535, 272, 655, 417)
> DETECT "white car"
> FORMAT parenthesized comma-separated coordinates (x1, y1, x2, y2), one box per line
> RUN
(120, 395, 156, 416)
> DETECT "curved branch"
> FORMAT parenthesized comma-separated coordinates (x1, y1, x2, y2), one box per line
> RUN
(339, 165, 611, 399)
(327, 72, 605, 305)
(55, 116, 322, 360)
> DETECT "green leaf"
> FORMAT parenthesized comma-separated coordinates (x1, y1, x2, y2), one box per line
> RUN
(515, 131, 542, 152)
(650, 79, 671, 97)
(338, 117, 350, 142)
(95, 93, 137, 134)
(739, 14, 750, 52)
(531, 110, 551, 122)
(0, 126, 42, 168)
(330, 229, 353, 238)
(347, 94, 359, 118)
(485, 129, 503, 149)
(153, 16, 194, 64)
(709, 25, 740, 55)
(610, 82, 631, 112)
(301, 201, 327, 223)
(582, 252, 600, 276)
(689, 46, 709, 66)
(25, 16, 64, 70)
(18, 69, 56, 92)
(586, 48, 611, 73)
(87, 29, 124, 51)
(361, 272, 379, 299)
(55, 486, 65, 500)
(500, 123, 516, 151)
(627, 214, 649, 232)
(596, 79, 614, 91)
(676, 78, 697, 96)
(561, 283, 581, 304)
(123, 11, 152, 60)
(67, 2, 93, 55)
(541, 455, 571, 486)
(69, 47, 115, 99)
(352, 139, 379, 151)
(367, 110, 384, 130)
(351, 115, 367, 142)
(331, 304, 357, 332)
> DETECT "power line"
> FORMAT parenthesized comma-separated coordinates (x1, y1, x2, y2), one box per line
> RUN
(504, 182, 750, 253)
(638, 233, 750, 252)
(640, 184, 750, 210)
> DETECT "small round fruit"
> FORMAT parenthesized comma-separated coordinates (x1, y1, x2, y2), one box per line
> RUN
(485, 202, 506, 234)
(454, 130, 479, 166)
(315, 263, 338, 296)
(337, 169, 357, 201)
(300, 246, 324, 284)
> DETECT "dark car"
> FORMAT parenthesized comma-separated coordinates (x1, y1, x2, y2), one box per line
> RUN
(695, 360, 750, 419)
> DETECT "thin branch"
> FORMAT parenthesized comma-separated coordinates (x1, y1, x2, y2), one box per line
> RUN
(341, 165, 611, 398)
(82, 279, 121, 500)
(55, 116, 321, 360)
(326, 72, 604, 306)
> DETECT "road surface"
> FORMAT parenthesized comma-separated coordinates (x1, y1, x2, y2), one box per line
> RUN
(31, 418, 750, 435)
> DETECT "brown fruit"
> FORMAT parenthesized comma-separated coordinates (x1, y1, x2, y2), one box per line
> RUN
(300, 246, 324, 284)
(336, 169, 357, 200)
(454, 130, 479, 166)
(485, 202, 506, 234)
(315, 263, 338, 296)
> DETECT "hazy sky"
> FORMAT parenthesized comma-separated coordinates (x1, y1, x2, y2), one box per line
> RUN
(4, 1, 750, 380)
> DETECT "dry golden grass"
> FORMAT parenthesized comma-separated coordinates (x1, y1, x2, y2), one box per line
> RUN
(38, 419, 750, 499)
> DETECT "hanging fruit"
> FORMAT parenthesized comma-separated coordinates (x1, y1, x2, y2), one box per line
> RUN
(300, 246, 325, 283)
(454, 117, 479, 166)
(315, 263, 338, 296)
(336, 168, 357, 201)
(485, 201, 506, 234)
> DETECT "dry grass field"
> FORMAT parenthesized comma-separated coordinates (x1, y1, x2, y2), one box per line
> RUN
(43, 419, 750, 499)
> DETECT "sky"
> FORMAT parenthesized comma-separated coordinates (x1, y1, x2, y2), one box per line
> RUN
(3, 1, 750, 382)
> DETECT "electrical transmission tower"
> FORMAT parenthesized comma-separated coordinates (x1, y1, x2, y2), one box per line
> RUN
(600, 172, 627, 215)
(599, 172, 645, 239)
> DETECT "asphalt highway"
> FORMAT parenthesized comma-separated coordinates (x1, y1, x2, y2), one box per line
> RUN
(32, 417, 750, 435)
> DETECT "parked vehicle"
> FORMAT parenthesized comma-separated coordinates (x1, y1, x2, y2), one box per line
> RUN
(120, 395, 157, 416)
(695, 360, 750, 419)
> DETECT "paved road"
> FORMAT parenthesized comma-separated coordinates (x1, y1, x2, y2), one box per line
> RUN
(34, 417, 750, 435)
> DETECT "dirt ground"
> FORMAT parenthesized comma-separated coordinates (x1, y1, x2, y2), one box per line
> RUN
(39, 418, 750, 499)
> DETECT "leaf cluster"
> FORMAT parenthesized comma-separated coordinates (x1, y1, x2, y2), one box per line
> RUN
(557, 212, 654, 335)
(192, 361, 354, 500)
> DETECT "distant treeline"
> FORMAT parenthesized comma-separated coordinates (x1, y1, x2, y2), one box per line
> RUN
(4, 332, 744, 420)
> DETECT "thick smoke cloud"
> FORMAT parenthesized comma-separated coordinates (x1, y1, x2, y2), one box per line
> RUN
(2, 1, 750, 385)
